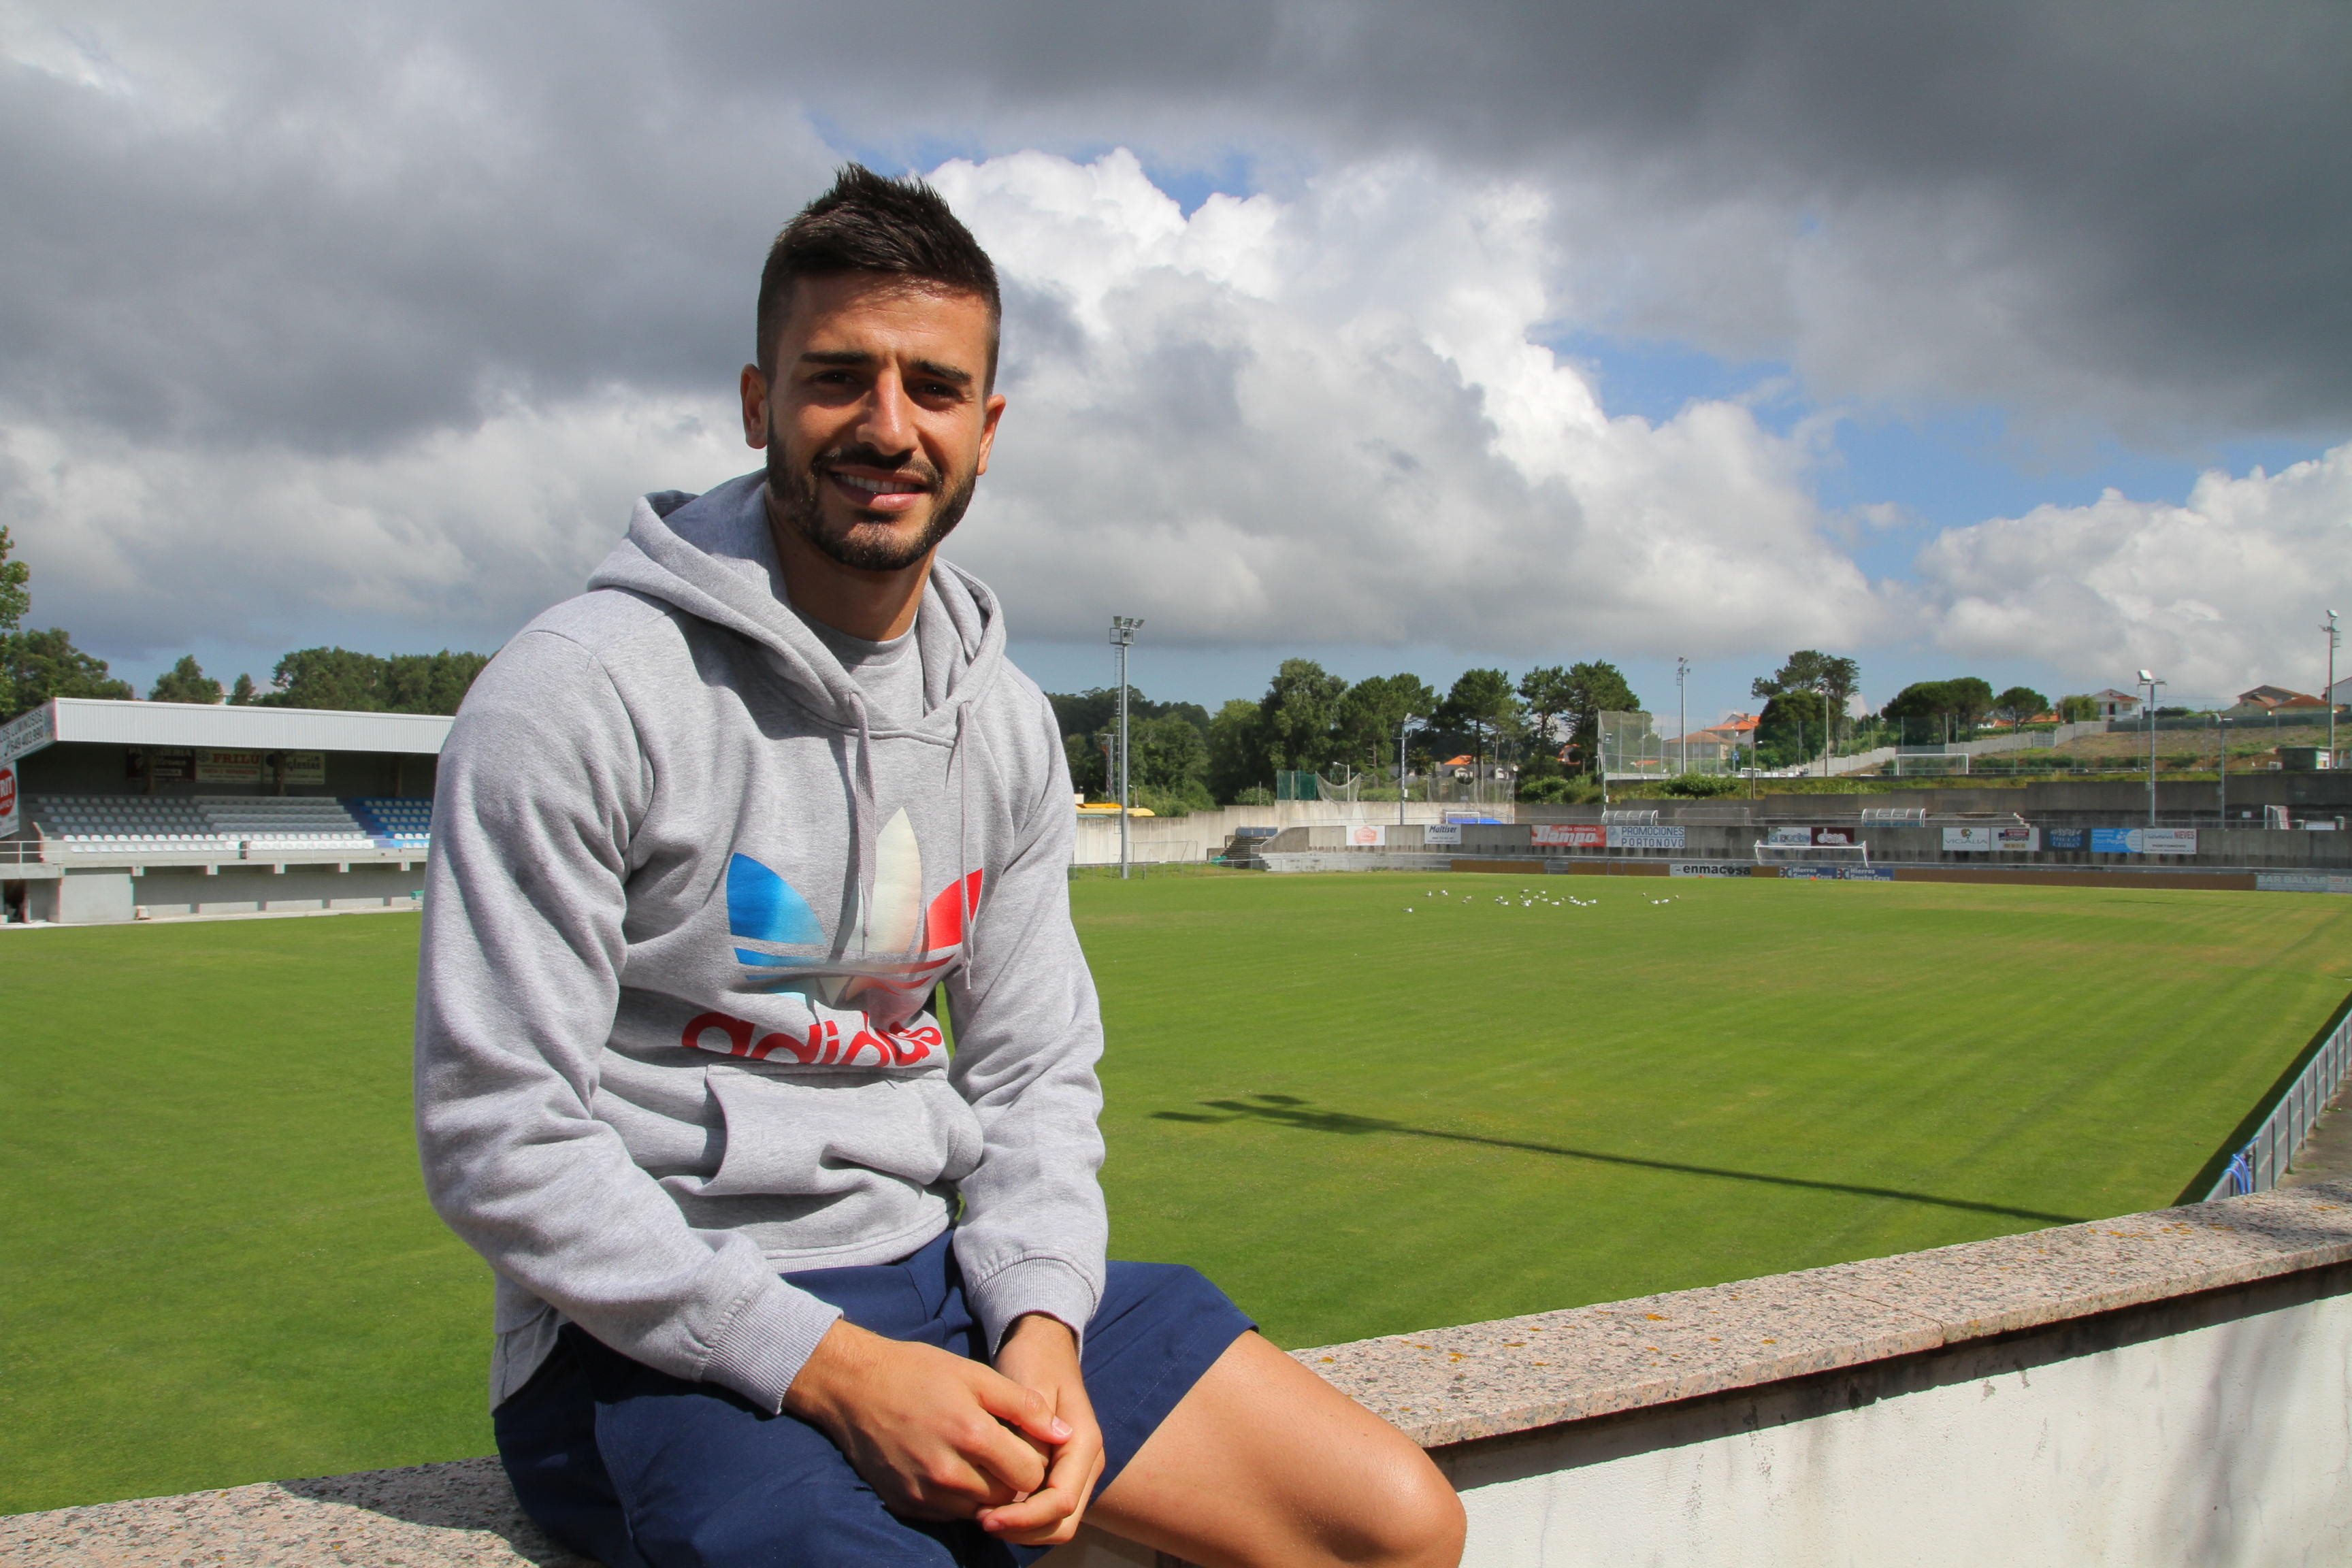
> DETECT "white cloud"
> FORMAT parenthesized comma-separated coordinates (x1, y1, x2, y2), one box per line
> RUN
(934, 149, 1884, 658)
(16, 142, 2340, 708)
(1916, 443, 2352, 700)
(1, 391, 749, 657)
(7, 146, 1891, 671)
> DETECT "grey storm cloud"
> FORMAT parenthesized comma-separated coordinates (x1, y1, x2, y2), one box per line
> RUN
(6, 0, 2347, 454)
(5, 0, 2350, 700)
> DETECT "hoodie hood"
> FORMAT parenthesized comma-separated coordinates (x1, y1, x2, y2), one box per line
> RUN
(585, 470, 1009, 985)
(586, 470, 1007, 740)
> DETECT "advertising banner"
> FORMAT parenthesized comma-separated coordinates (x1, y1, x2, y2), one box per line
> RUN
(1608, 825, 1686, 850)
(2089, 827, 2198, 855)
(0, 762, 16, 837)
(1944, 825, 2042, 852)
(1345, 825, 1385, 847)
(0, 705, 54, 765)
(1533, 823, 1605, 847)
(285, 752, 326, 786)
(1422, 823, 1462, 845)
(1765, 826, 1812, 847)
(195, 749, 265, 783)
(1669, 862, 1751, 877)
(1780, 865, 1840, 879)
(1840, 866, 1896, 881)
(1810, 826, 1860, 847)
(2046, 828, 2086, 850)
(128, 748, 195, 783)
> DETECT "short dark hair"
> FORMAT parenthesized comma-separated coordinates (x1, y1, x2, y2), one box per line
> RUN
(756, 165, 1002, 388)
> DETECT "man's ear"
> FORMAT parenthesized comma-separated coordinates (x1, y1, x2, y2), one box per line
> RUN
(740, 364, 771, 450)
(975, 391, 1007, 476)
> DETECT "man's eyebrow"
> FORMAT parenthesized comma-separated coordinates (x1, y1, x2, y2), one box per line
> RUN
(909, 357, 975, 389)
(797, 349, 975, 390)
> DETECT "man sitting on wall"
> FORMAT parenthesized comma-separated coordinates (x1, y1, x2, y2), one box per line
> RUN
(415, 165, 1465, 1568)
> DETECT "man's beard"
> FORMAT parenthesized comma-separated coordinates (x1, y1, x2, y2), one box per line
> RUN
(767, 441, 977, 573)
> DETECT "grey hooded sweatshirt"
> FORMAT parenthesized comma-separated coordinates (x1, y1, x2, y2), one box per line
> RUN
(414, 470, 1107, 1414)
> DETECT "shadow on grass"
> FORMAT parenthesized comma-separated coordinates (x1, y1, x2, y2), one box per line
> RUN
(1152, 1094, 2087, 1225)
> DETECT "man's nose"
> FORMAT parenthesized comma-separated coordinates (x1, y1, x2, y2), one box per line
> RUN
(856, 368, 918, 455)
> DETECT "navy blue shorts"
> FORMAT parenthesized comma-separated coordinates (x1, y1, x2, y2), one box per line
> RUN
(495, 1231, 1255, 1568)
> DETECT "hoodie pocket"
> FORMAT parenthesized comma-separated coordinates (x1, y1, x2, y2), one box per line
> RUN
(696, 1066, 985, 1199)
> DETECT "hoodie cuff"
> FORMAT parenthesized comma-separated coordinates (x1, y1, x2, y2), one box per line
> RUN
(701, 1276, 844, 1414)
(966, 1255, 1102, 1357)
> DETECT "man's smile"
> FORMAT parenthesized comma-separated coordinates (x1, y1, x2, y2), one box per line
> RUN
(823, 466, 932, 514)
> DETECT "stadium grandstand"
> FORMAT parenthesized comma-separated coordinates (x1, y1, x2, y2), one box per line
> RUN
(0, 698, 447, 925)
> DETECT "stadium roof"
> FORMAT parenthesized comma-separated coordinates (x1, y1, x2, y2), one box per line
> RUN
(1, 698, 453, 764)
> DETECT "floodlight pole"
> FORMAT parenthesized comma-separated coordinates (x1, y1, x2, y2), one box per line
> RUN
(1676, 657, 1690, 779)
(1398, 719, 1411, 826)
(2325, 609, 2340, 760)
(2140, 670, 2164, 826)
(1110, 617, 1143, 879)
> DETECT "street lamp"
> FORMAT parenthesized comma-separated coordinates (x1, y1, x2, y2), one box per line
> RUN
(2138, 668, 2163, 827)
(1109, 617, 1143, 879)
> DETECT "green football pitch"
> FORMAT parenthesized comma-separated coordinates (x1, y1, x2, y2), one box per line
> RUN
(3, 874, 2349, 1512)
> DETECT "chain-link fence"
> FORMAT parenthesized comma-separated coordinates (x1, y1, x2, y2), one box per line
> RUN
(1598, 710, 1738, 779)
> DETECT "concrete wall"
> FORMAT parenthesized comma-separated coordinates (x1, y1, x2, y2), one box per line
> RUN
(1053, 1186, 2352, 1568)
(1439, 1267, 2351, 1567)
(19, 862, 425, 922)
(17, 1188, 2350, 1565)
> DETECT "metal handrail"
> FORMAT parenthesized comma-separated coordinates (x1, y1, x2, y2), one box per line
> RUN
(2207, 1007, 2352, 1198)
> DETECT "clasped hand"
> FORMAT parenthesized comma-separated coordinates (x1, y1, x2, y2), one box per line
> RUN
(783, 1313, 1105, 1547)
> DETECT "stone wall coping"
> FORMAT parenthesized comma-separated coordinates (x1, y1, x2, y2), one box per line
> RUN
(1294, 1178, 2352, 1448)
(7, 1181, 2349, 1565)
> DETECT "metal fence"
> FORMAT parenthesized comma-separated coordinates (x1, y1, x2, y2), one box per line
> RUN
(2207, 1005, 2352, 1199)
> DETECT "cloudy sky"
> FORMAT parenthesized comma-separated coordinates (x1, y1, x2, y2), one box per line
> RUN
(5, 1, 2349, 723)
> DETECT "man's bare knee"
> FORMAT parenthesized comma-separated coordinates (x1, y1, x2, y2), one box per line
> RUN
(1336, 1447, 1465, 1567)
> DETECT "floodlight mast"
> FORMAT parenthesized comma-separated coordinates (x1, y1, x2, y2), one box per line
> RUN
(1676, 657, 1690, 780)
(2325, 610, 2340, 760)
(2138, 669, 2163, 826)
(1109, 617, 1143, 879)
(1398, 717, 1412, 827)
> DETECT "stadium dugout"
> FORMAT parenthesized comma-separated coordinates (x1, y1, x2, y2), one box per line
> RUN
(0, 697, 446, 926)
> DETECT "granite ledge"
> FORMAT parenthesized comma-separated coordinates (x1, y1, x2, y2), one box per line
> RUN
(1292, 1178, 2352, 1448)
(0, 1456, 587, 1568)
(8, 1181, 2349, 1564)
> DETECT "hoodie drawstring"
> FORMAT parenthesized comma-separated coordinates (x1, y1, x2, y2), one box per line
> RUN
(954, 702, 975, 975)
(845, 690, 879, 956)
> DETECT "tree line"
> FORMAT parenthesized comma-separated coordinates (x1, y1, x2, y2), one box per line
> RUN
(1049, 657, 1643, 813)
